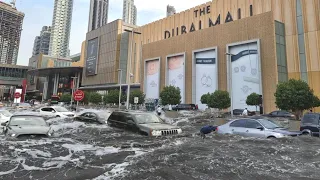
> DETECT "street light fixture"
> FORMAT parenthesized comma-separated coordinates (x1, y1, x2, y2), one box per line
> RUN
(225, 52, 235, 118)
(124, 29, 141, 110)
(117, 69, 123, 109)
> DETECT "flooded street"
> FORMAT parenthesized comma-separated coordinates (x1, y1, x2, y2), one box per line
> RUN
(0, 110, 319, 180)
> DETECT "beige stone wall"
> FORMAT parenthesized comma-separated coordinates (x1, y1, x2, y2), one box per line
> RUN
(141, 12, 277, 113)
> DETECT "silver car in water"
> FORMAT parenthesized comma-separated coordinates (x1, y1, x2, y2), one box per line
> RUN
(1, 114, 53, 138)
(217, 117, 301, 138)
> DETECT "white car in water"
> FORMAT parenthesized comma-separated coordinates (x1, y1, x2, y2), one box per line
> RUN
(0, 110, 12, 126)
(39, 106, 75, 118)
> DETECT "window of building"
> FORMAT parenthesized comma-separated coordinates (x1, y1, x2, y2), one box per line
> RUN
(296, 0, 307, 82)
(275, 21, 288, 82)
(250, 5, 253, 16)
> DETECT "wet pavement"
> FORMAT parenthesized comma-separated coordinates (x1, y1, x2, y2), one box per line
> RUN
(0, 110, 319, 180)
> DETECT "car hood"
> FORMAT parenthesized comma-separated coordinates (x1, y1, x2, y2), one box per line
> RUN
(138, 123, 179, 130)
(271, 128, 301, 135)
(9, 126, 50, 134)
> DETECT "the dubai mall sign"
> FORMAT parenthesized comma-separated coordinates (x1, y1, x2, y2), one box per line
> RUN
(164, 5, 252, 39)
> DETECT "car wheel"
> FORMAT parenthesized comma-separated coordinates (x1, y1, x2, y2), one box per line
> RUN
(139, 131, 148, 136)
(56, 115, 60, 117)
(267, 136, 276, 139)
(302, 131, 310, 136)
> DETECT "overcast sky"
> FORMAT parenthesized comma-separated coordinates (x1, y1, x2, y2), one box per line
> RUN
(10, 0, 209, 65)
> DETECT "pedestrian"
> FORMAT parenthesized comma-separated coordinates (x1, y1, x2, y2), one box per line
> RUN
(157, 105, 162, 116)
(199, 125, 216, 139)
(242, 108, 248, 116)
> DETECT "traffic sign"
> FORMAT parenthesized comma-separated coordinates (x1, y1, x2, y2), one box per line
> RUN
(134, 97, 139, 104)
(14, 92, 21, 99)
(73, 90, 84, 101)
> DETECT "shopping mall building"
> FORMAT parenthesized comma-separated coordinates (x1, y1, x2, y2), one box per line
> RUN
(81, 0, 320, 113)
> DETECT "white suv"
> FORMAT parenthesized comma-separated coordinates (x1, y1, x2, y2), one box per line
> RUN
(39, 106, 75, 118)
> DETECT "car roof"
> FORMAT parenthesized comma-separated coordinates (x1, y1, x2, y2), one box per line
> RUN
(11, 112, 44, 117)
(112, 110, 151, 115)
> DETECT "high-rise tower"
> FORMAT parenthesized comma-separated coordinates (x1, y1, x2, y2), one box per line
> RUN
(32, 26, 51, 56)
(122, 0, 137, 25)
(49, 0, 73, 58)
(0, 1, 24, 65)
(88, 0, 109, 32)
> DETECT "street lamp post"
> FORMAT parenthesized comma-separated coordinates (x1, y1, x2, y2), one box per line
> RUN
(225, 52, 235, 118)
(124, 29, 141, 110)
(117, 69, 123, 109)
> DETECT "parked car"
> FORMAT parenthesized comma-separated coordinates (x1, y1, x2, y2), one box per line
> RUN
(262, 110, 295, 119)
(14, 103, 32, 110)
(232, 109, 256, 116)
(217, 117, 301, 138)
(300, 113, 320, 136)
(74, 110, 112, 124)
(0, 109, 12, 126)
(107, 110, 182, 136)
(1, 114, 53, 138)
(39, 106, 75, 118)
(172, 104, 198, 111)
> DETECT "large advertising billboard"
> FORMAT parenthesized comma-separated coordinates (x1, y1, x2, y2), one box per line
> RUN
(194, 49, 217, 110)
(145, 59, 160, 99)
(86, 38, 99, 76)
(228, 40, 261, 111)
(166, 54, 185, 103)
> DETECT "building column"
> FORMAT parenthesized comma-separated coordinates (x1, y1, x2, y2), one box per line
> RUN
(53, 73, 59, 95)
(43, 76, 49, 101)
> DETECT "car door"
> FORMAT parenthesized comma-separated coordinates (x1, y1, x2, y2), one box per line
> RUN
(229, 119, 247, 136)
(76, 112, 90, 122)
(244, 119, 266, 138)
(125, 115, 139, 132)
(40, 108, 52, 117)
(269, 111, 279, 117)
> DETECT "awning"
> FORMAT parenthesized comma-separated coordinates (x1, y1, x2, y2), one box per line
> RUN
(27, 67, 83, 77)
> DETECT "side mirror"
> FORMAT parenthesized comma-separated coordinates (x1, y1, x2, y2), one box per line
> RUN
(257, 126, 264, 131)
(1, 122, 7, 126)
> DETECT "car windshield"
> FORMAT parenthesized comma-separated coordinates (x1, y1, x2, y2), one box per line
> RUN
(0, 110, 12, 117)
(257, 119, 283, 129)
(9, 116, 47, 126)
(134, 114, 163, 124)
(97, 112, 110, 119)
(54, 106, 69, 112)
(302, 114, 319, 125)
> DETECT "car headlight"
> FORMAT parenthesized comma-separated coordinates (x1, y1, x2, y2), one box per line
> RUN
(47, 133, 52, 136)
(151, 130, 162, 136)
(177, 129, 182, 134)
(11, 133, 16, 137)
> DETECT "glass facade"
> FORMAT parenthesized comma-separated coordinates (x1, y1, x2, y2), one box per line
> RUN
(275, 21, 288, 82)
(296, 0, 307, 82)
(0, 67, 27, 80)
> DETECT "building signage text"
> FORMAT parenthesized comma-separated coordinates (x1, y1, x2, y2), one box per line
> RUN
(164, 5, 252, 39)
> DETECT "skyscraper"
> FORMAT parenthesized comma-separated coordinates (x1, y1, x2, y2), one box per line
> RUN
(88, 0, 109, 32)
(49, 0, 73, 58)
(32, 26, 51, 56)
(122, 0, 137, 25)
(0, 1, 24, 65)
(166, 5, 176, 17)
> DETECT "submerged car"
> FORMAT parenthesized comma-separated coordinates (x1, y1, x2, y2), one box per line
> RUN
(300, 113, 320, 137)
(107, 110, 182, 136)
(0, 109, 12, 125)
(217, 117, 301, 138)
(1, 114, 53, 138)
(74, 110, 111, 124)
(39, 106, 75, 118)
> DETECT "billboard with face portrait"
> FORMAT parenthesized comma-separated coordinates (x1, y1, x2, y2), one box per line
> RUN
(144, 59, 160, 99)
(166, 54, 185, 103)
